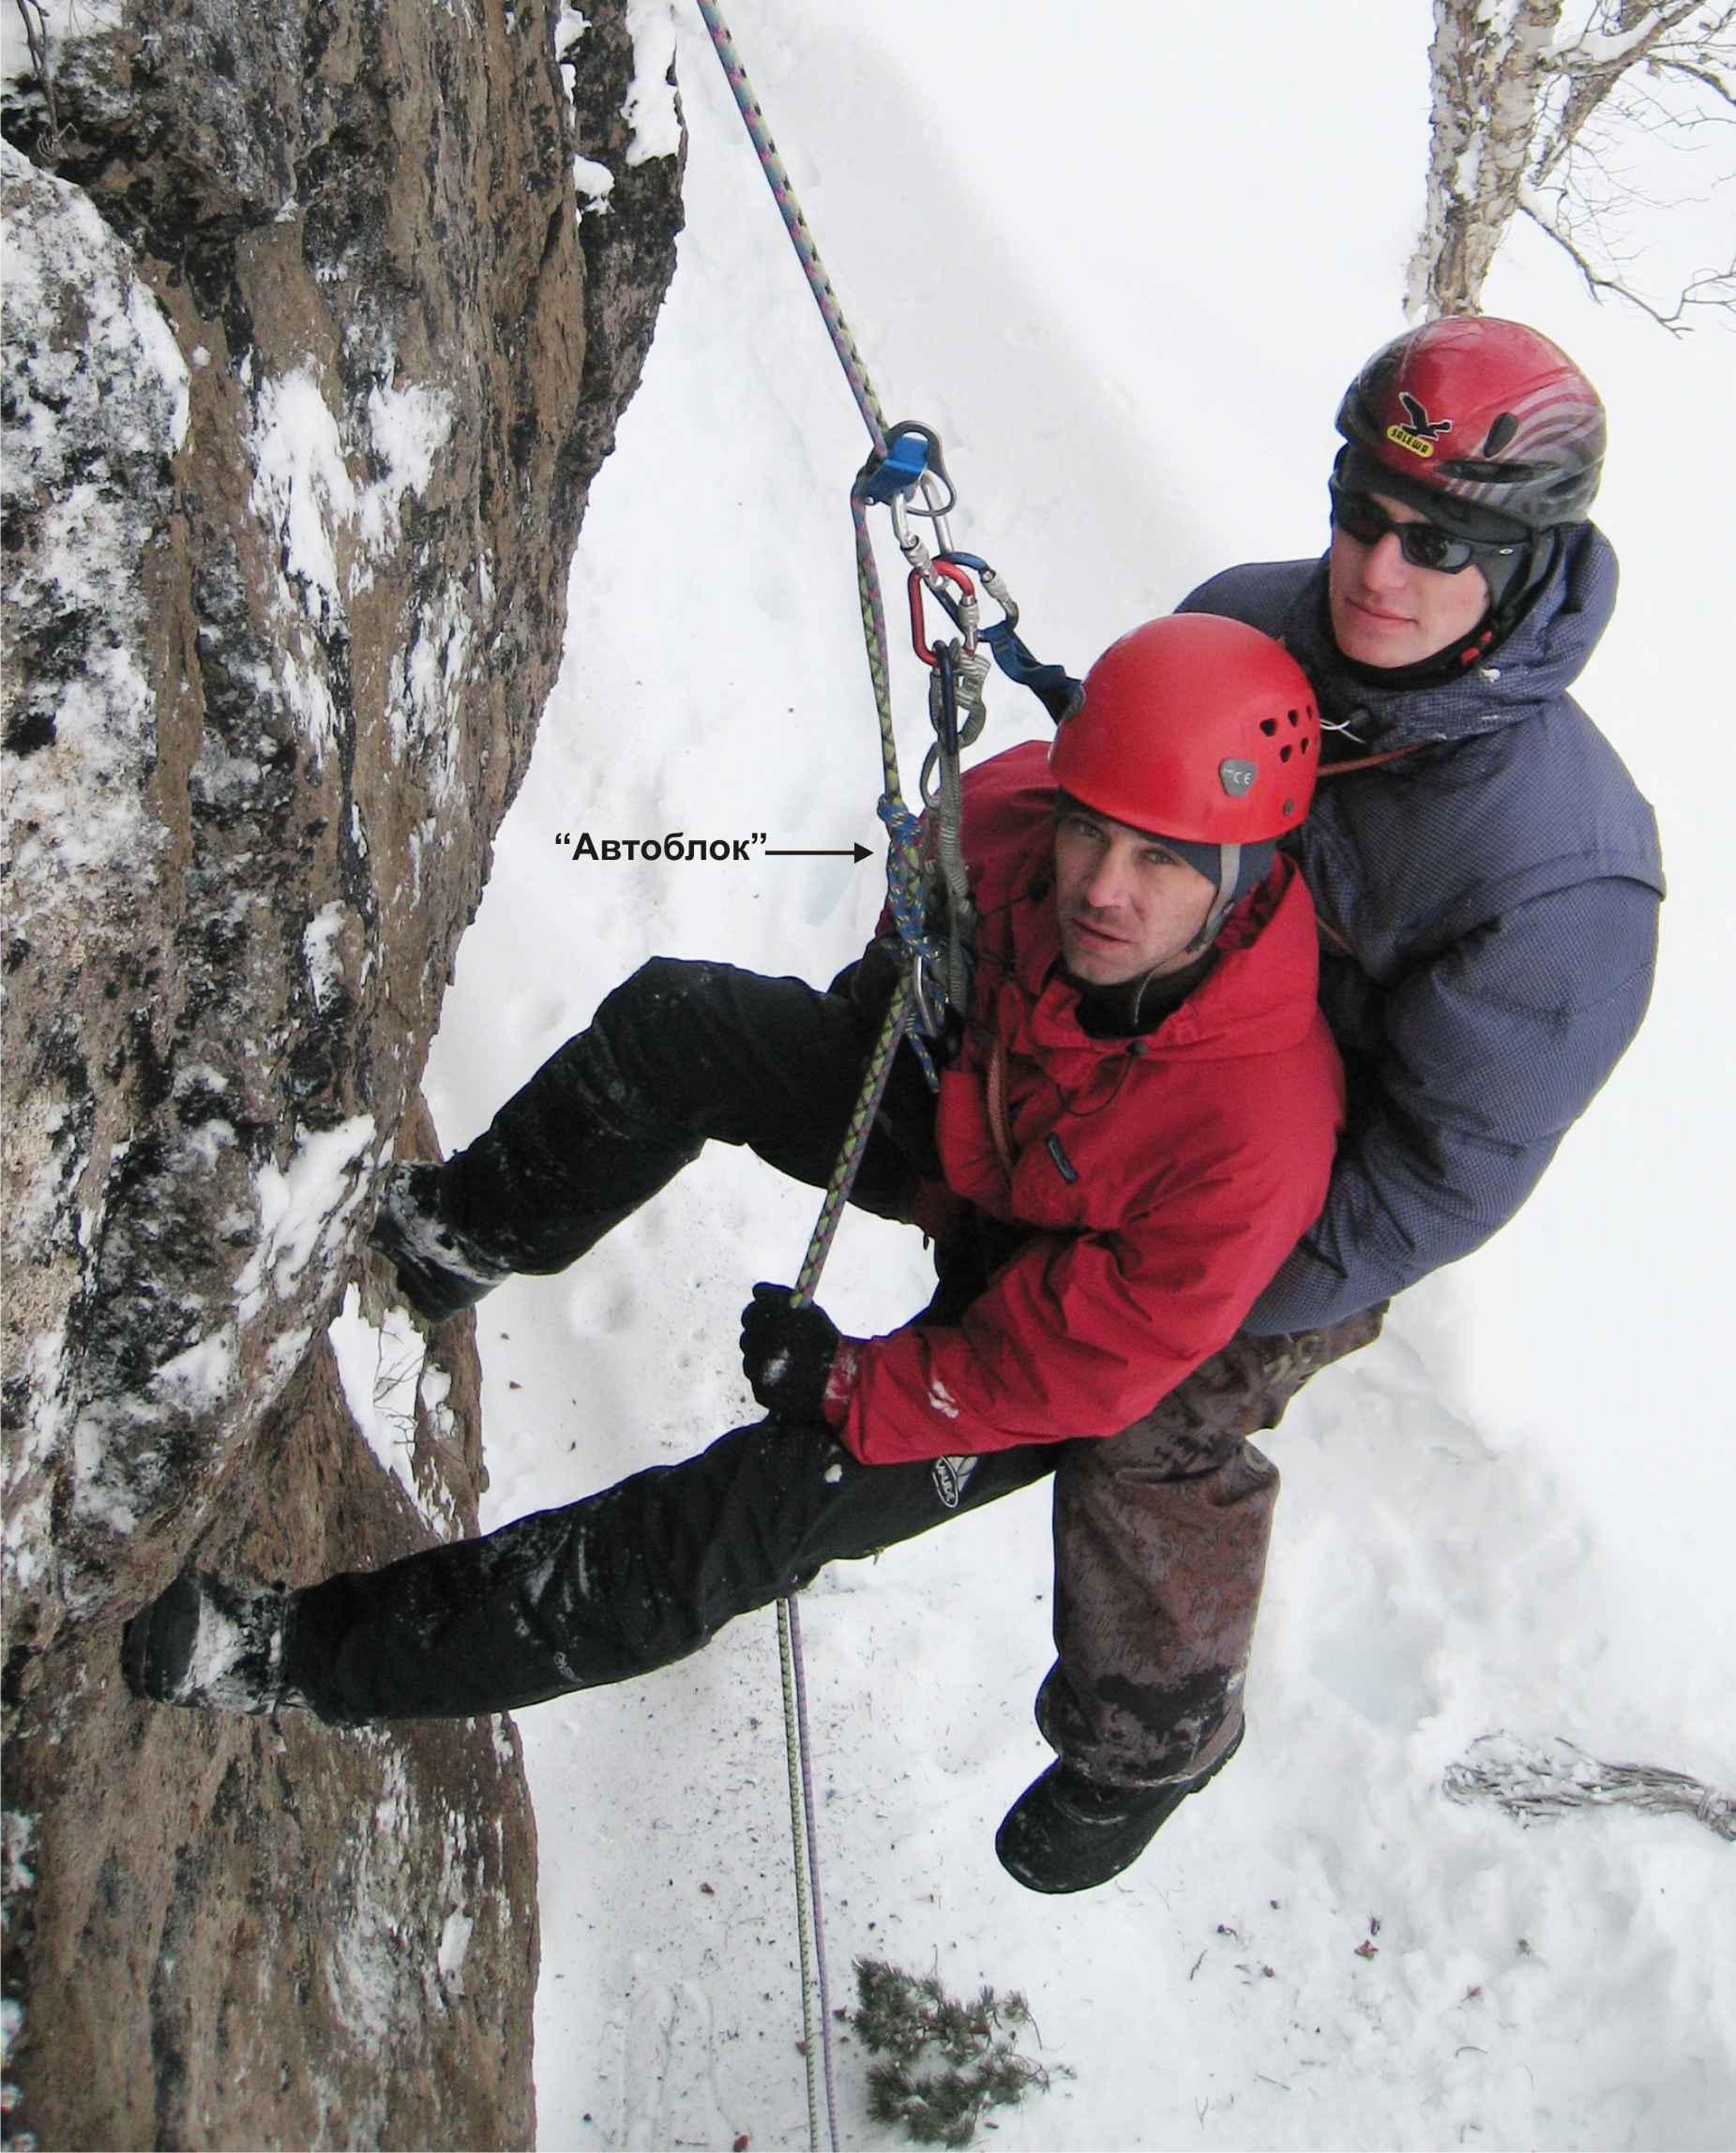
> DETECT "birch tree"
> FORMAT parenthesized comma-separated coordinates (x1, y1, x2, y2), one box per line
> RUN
(1410, 0, 1735, 329)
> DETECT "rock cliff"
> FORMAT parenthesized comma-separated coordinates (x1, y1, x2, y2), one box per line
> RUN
(0, 2, 683, 2143)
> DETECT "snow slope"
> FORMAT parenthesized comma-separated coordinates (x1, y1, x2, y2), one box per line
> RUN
(421, 4, 1736, 2146)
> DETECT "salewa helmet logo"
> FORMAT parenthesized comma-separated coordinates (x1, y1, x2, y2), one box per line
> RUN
(1385, 392, 1454, 459)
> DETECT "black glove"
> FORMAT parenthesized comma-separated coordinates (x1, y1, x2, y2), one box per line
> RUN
(739, 1283, 841, 1420)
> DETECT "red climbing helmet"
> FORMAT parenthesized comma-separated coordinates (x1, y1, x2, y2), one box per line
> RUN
(1336, 316, 1605, 535)
(1049, 614, 1319, 842)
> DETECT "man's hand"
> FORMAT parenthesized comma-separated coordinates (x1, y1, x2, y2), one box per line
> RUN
(739, 1284, 842, 1420)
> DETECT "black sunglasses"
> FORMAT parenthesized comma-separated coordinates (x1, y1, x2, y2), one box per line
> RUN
(1328, 479, 1518, 575)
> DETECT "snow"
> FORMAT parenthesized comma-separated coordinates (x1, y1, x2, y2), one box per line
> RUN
(0, 1814, 35, 2122)
(359, 379, 454, 553)
(437, 1909, 476, 1995)
(328, 1284, 470, 1536)
(235, 1117, 379, 1323)
(622, 1, 681, 166)
(0, 143, 185, 899)
(394, 579, 473, 798)
(243, 357, 456, 760)
(302, 904, 351, 1013)
(247, 365, 354, 630)
(0, 0, 1726, 2142)
(325, 1747, 416, 2051)
(415, 4, 1736, 2146)
(574, 154, 616, 207)
(330, 1287, 430, 1519)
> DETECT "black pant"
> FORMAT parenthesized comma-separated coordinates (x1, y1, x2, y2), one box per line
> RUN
(440, 954, 943, 1273)
(290, 956, 1049, 1724)
(302, 955, 1375, 1769)
(287, 1415, 1056, 1724)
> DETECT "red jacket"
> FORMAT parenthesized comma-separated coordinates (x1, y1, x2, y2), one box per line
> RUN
(836, 741, 1344, 1468)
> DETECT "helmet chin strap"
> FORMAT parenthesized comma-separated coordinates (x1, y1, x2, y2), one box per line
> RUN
(1185, 841, 1240, 956)
(1075, 837, 1268, 1033)
(1119, 845, 1237, 1027)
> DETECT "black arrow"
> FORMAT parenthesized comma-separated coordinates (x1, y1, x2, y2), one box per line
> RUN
(762, 844, 872, 863)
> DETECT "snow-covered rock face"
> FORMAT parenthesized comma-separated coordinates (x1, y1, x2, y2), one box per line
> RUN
(0, 1, 682, 2142)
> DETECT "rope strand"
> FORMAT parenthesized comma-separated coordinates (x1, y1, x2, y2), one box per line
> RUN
(788, 1598, 842, 2146)
(691, 13, 929, 2148)
(777, 1600, 824, 2151)
(694, 2, 888, 453)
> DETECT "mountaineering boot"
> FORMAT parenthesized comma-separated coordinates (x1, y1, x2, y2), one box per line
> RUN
(121, 1571, 302, 1714)
(369, 1161, 509, 1322)
(995, 1722, 1245, 1894)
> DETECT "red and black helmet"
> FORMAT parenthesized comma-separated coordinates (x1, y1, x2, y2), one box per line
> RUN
(1336, 316, 1605, 536)
(1050, 614, 1319, 843)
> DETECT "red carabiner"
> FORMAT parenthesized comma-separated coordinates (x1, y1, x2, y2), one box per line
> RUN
(906, 560, 976, 669)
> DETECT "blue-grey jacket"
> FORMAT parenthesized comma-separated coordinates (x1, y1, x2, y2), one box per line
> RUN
(1180, 524, 1665, 1333)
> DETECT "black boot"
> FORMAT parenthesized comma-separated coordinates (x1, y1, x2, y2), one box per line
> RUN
(121, 1571, 304, 1714)
(369, 1161, 509, 1322)
(995, 1723, 1244, 1894)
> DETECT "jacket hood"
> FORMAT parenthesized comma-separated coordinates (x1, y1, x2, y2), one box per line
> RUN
(1280, 520, 1620, 757)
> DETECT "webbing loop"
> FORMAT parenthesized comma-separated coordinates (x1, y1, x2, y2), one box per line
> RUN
(1318, 741, 1433, 777)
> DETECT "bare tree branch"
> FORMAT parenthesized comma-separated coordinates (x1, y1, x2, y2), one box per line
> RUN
(9, 0, 66, 144)
(1520, 198, 1708, 326)
(1654, 56, 1736, 106)
(1411, 0, 1736, 328)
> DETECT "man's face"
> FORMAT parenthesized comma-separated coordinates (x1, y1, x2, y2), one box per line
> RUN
(1052, 803, 1217, 987)
(1327, 489, 1491, 669)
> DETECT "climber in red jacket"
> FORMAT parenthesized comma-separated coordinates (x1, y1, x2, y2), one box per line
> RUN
(124, 613, 1348, 1894)
(817, 729, 1338, 1468)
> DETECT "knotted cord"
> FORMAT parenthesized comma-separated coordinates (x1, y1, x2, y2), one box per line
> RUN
(1445, 1733, 1735, 1840)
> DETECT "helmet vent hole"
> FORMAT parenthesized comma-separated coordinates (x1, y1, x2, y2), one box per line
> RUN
(1260, 717, 1278, 736)
(1278, 744, 1293, 763)
(1287, 709, 1301, 728)
(1484, 412, 1519, 456)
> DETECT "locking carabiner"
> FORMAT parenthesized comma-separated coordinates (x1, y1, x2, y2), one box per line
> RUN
(937, 550, 1019, 637)
(907, 559, 977, 669)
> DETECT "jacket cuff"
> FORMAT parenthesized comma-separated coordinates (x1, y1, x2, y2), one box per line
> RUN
(821, 1339, 863, 1429)
(910, 1178, 968, 1244)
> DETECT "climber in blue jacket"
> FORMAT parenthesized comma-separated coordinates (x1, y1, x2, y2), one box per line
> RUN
(1014, 315, 1665, 1894)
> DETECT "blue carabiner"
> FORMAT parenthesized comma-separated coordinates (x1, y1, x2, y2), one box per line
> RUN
(858, 426, 933, 506)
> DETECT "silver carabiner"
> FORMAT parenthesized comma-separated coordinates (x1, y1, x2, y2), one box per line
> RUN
(909, 947, 946, 1038)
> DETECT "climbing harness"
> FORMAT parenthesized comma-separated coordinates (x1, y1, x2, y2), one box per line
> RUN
(692, 9, 1049, 2145)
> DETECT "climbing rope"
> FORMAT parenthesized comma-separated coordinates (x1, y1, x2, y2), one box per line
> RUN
(691, 11, 1019, 2146)
(694, 11, 921, 2146)
(696, 2, 992, 1079)
(693, 1, 889, 452)
(777, 1597, 836, 2150)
